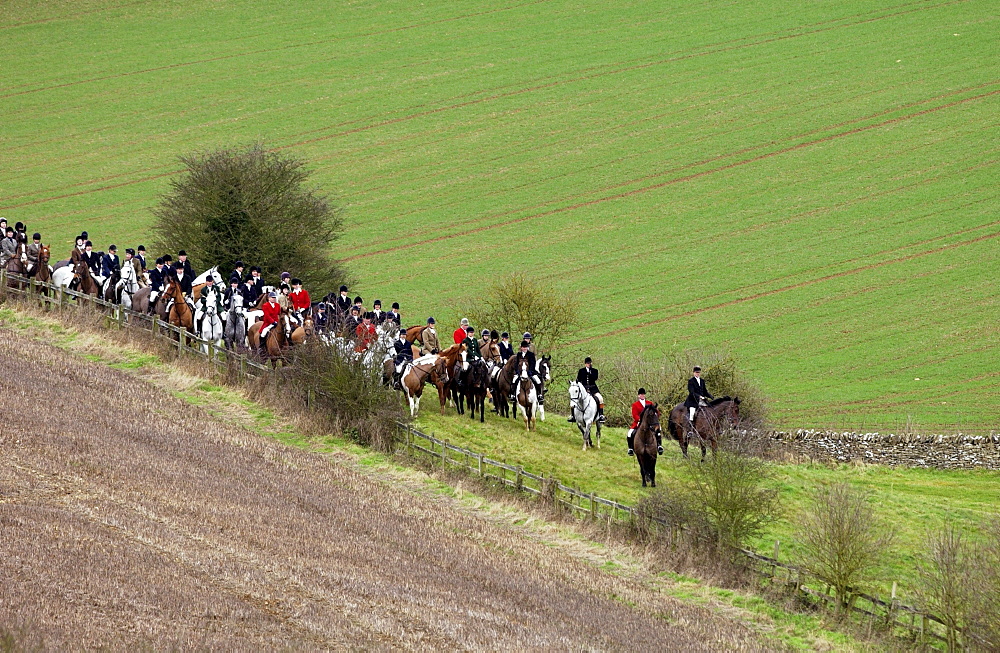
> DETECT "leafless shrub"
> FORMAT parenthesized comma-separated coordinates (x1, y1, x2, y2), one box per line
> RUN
(795, 483, 895, 616)
(966, 517, 1000, 651)
(915, 523, 972, 652)
(458, 273, 579, 351)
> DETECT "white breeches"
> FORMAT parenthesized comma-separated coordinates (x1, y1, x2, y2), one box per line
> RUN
(689, 406, 697, 421)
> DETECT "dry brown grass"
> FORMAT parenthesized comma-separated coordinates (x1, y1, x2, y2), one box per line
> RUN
(0, 330, 773, 651)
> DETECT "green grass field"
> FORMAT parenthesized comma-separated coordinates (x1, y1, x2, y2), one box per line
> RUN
(4, 0, 999, 428)
(413, 408, 1000, 596)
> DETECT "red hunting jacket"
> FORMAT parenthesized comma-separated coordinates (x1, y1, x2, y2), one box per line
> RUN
(290, 289, 311, 311)
(261, 300, 281, 329)
(630, 399, 654, 430)
(453, 327, 467, 345)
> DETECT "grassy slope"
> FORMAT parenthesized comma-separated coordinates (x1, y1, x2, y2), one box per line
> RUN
(0, 305, 867, 651)
(3, 0, 999, 429)
(413, 408, 1000, 596)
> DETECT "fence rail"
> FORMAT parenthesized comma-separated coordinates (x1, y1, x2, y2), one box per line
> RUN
(1, 269, 959, 649)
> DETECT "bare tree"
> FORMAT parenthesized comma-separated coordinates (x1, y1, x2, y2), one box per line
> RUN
(795, 483, 895, 616)
(459, 273, 578, 350)
(916, 524, 972, 652)
(966, 517, 1000, 651)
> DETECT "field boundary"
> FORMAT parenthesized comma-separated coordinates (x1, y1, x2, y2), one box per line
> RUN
(0, 270, 959, 648)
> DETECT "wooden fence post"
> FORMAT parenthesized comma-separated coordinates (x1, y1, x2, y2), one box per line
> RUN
(177, 328, 183, 354)
(442, 439, 448, 469)
(590, 492, 597, 520)
(477, 453, 483, 476)
(516, 466, 523, 490)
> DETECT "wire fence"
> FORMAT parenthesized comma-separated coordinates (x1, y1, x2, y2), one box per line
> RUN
(2, 269, 961, 649)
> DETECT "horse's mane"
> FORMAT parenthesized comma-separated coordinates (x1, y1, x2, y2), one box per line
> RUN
(707, 396, 733, 406)
(438, 343, 463, 357)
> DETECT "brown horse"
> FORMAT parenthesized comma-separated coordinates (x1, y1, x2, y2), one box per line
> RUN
(5, 247, 27, 289)
(436, 342, 467, 413)
(74, 261, 100, 296)
(394, 356, 445, 417)
(248, 310, 289, 366)
(634, 403, 661, 487)
(34, 244, 52, 288)
(667, 396, 741, 461)
(290, 315, 314, 345)
(492, 355, 519, 419)
(163, 279, 194, 337)
(515, 357, 539, 431)
(428, 355, 451, 414)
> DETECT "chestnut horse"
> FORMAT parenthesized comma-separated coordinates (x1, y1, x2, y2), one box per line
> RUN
(667, 396, 741, 461)
(34, 244, 52, 288)
(634, 403, 661, 487)
(430, 343, 463, 414)
(248, 309, 289, 366)
(163, 278, 194, 337)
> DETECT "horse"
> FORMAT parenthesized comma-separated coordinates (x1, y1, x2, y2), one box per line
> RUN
(117, 262, 142, 310)
(463, 358, 490, 422)
(403, 324, 429, 349)
(4, 246, 27, 289)
(634, 402, 661, 487)
(101, 269, 121, 304)
(248, 310, 289, 367)
(394, 354, 444, 417)
(492, 355, 519, 419)
(568, 380, 601, 450)
(191, 266, 224, 301)
(224, 291, 248, 351)
(430, 343, 463, 414)
(515, 357, 539, 431)
(75, 261, 100, 296)
(667, 396, 741, 461)
(195, 286, 226, 353)
(33, 244, 52, 289)
(290, 312, 314, 346)
(163, 278, 194, 339)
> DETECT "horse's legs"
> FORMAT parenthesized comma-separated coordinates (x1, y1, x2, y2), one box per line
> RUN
(595, 422, 601, 449)
(637, 455, 647, 487)
(649, 460, 656, 487)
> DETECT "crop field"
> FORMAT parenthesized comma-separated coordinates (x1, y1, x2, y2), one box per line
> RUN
(0, 329, 781, 650)
(3, 0, 998, 429)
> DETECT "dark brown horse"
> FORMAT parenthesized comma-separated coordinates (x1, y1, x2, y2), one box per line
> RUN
(428, 355, 451, 414)
(248, 308, 289, 367)
(74, 261, 100, 296)
(667, 396, 741, 461)
(492, 355, 519, 419)
(5, 246, 26, 289)
(634, 402, 661, 487)
(463, 359, 489, 422)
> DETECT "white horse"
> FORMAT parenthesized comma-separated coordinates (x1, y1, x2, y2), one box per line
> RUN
(192, 266, 224, 288)
(117, 262, 142, 310)
(195, 286, 226, 353)
(568, 381, 601, 450)
(51, 265, 76, 290)
(223, 290, 247, 351)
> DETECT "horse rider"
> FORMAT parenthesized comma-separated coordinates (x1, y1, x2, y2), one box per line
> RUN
(511, 340, 544, 402)
(135, 245, 147, 270)
(480, 329, 502, 366)
(498, 332, 514, 362)
(101, 244, 121, 279)
(355, 312, 378, 352)
(224, 277, 246, 311)
(258, 291, 281, 357)
(0, 218, 6, 234)
(230, 261, 245, 286)
(1, 227, 18, 268)
(685, 365, 714, 429)
(462, 326, 482, 361)
(352, 295, 364, 317)
(83, 241, 102, 281)
(334, 285, 352, 323)
(344, 305, 362, 337)
(420, 317, 440, 355)
(124, 248, 145, 283)
(627, 388, 663, 456)
(14, 222, 28, 246)
(172, 261, 194, 300)
(148, 257, 167, 309)
(194, 276, 225, 333)
(248, 266, 264, 298)
(569, 357, 606, 424)
(173, 250, 196, 279)
(392, 328, 414, 388)
(522, 332, 537, 354)
(371, 299, 384, 324)
(312, 301, 329, 335)
(70, 236, 86, 266)
(454, 318, 470, 345)
(289, 278, 311, 327)
(242, 274, 260, 306)
(116, 248, 142, 302)
(385, 302, 401, 325)
(25, 233, 42, 277)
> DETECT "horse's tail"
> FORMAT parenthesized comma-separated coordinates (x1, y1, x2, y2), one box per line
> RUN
(666, 407, 679, 442)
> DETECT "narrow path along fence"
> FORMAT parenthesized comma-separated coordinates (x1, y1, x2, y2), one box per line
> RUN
(2, 269, 959, 649)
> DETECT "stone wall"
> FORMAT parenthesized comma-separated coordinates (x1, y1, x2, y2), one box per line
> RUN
(769, 430, 1000, 470)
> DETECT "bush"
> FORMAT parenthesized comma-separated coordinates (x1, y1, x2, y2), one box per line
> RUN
(595, 348, 768, 429)
(458, 273, 579, 351)
(276, 341, 407, 452)
(152, 144, 348, 293)
(634, 451, 780, 557)
(966, 518, 1000, 651)
(795, 483, 895, 616)
(915, 524, 972, 652)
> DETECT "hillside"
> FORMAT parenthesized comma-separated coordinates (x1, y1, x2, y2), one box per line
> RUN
(3, 0, 999, 429)
(0, 329, 772, 650)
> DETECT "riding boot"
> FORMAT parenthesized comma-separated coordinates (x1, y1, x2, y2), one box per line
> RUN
(567, 407, 576, 423)
(627, 433, 635, 457)
(655, 430, 664, 455)
(598, 404, 606, 423)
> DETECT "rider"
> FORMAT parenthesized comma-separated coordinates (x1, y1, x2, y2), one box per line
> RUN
(627, 388, 663, 456)
(685, 366, 714, 428)
(522, 332, 537, 354)
(258, 291, 280, 357)
(83, 241, 102, 280)
(124, 248, 144, 285)
(420, 317, 440, 355)
(352, 295, 365, 317)
(1, 227, 19, 268)
(453, 318, 470, 345)
(70, 236, 86, 266)
(248, 266, 264, 299)
(25, 233, 42, 277)
(172, 262, 194, 300)
(174, 250, 196, 280)
(242, 273, 260, 306)
(344, 305, 362, 337)
(135, 245, 147, 270)
(386, 302, 401, 325)
(480, 329, 501, 365)
(101, 244, 120, 279)
(355, 312, 378, 352)
(498, 332, 514, 362)
(462, 326, 482, 362)
(224, 277, 246, 312)
(289, 278, 311, 327)
(194, 276, 225, 334)
(148, 257, 166, 309)
(569, 357, 606, 424)
(312, 301, 329, 335)
(230, 261, 245, 286)
(334, 285, 352, 322)
(392, 329, 414, 388)
(511, 340, 542, 402)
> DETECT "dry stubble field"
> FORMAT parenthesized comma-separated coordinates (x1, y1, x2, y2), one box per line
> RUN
(0, 331, 770, 651)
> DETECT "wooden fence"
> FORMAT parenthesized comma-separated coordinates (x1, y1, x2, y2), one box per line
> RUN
(1, 269, 962, 649)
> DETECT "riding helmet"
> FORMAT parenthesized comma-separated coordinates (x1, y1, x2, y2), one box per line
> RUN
(178, 250, 186, 256)
(392, 302, 400, 309)
(427, 317, 435, 324)
(482, 329, 490, 336)
(234, 260, 244, 268)
(637, 388, 646, 395)
(523, 332, 532, 339)
(15, 222, 24, 231)
(155, 257, 164, 265)
(291, 278, 301, 286)
(490, 330, 499, 340)
(108, 244, 117, 252)
(125, 248, 135, 255)
(340, 285, 348, 292)
(354, 296, 362, 303)
(32, 233, 41, 240)
(501, 332, 509, 338)
(520, 340, 529, 348)
(693, 366, 701, 372)
(585, 357, 592, 364)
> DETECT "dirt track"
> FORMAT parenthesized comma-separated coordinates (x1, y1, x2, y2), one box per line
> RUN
(0, 332, 767, 650)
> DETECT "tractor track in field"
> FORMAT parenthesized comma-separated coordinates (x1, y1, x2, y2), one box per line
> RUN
(343, 84, 1000, 262)
(0, 1, 152, 32)
(567, 226, 1000, 345)
(1, 0, 967, 211)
